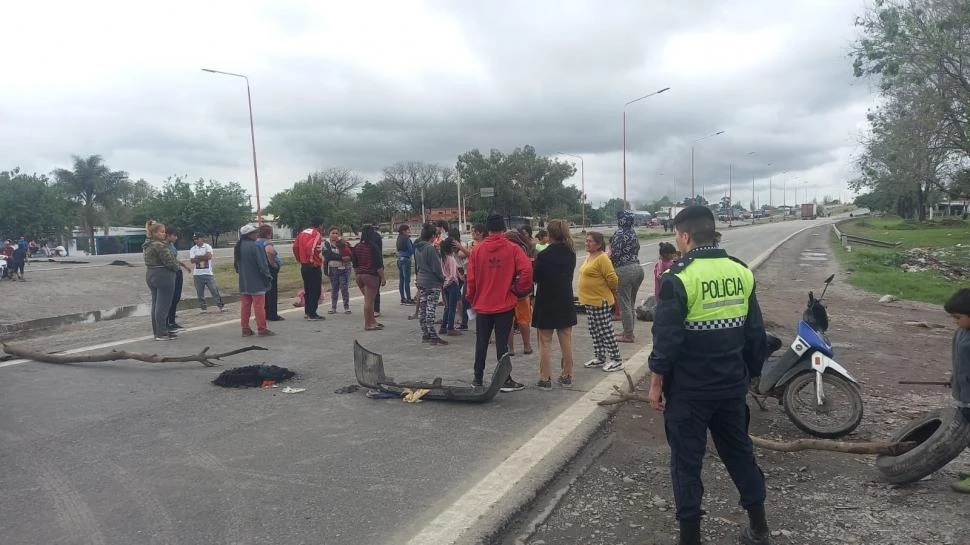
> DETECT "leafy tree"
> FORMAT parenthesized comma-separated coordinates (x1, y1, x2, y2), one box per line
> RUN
(132, 178, 250, 246)
(0, 168, 75, 242)
(356, 181, 401, 224)
(456, 146, 577, 222)
(53, 155, 130, 251)
(265, 178, 336, 236)
(852, 0, 970, 156)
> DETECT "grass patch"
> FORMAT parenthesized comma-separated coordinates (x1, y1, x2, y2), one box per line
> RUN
(831, 216, 970, 304)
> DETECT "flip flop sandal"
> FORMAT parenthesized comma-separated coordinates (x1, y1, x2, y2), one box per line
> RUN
(365, 325, 383, 331)
(523, 349, 533, 355)
(327, 309, 337, 314)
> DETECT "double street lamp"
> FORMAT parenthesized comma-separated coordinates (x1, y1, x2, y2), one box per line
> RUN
(690, 130, 725, 203)
(201, 68, 263, 224)
(557, 152, 586, 230)
(622, 87, 670, 211)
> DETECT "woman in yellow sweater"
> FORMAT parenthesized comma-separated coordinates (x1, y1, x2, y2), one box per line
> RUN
(578, 231, 623, 372)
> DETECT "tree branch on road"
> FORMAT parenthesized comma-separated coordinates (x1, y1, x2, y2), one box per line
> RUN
(2, 343, 268, 368)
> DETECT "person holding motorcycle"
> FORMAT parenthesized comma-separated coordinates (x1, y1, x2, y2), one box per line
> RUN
(647, 205, 770, 545)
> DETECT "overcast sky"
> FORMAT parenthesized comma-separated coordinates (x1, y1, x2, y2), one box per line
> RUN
(1, 0, 876, 210)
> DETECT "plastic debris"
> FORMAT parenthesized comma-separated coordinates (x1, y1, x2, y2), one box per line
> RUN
(281, 386, 306, 394)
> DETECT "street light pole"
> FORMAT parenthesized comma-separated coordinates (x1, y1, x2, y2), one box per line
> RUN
(558, 152, 586, 229)
(201, 68, 262, 224)
(622, 87, 670, 211)
(456, 176, 463, 233)
(690, 130, 725, 203)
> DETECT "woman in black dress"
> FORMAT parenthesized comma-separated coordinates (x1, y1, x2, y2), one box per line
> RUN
(531, 219, 578, 389)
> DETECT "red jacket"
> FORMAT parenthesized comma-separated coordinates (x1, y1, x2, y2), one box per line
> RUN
(466, 233, 533, 314)
(293, 227, 323, 267)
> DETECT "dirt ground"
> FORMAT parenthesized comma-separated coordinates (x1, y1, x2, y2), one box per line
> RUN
(518, 227, 970, 545)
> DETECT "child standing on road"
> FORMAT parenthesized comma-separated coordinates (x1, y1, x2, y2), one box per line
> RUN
(943, 288, 970, 493)
(653, 242, 679, 296)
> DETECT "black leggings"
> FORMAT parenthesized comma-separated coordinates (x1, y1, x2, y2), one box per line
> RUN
(473, 310, 514, 383)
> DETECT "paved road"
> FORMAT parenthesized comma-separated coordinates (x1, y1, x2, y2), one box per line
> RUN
(0, 218, 835, 545)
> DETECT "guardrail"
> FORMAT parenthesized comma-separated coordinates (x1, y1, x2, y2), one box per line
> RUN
(832, 223, 901, 249)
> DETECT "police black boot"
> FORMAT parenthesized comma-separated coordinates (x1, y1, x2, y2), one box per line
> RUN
(738, 505, 770, 545)
(678, 517, 702, 545)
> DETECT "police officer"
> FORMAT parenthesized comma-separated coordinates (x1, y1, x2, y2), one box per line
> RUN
(647, 205, 769, 545)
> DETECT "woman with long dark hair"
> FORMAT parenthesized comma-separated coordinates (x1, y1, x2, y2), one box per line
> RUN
(258, 224, 283, 321)
(414, 222, 446, 345)
(532, 219, 578, 389)
(352, 224, 386, 330)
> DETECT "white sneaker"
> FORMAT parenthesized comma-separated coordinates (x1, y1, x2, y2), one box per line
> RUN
(199, 309, 208, 314)
(583, 357, 605, 368)
(602, 359, 624, 372)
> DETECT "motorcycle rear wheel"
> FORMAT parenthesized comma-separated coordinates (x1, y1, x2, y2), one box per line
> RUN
(782, 372, 863, 438)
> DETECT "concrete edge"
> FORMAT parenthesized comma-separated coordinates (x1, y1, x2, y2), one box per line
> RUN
(435, 221, 825, 545)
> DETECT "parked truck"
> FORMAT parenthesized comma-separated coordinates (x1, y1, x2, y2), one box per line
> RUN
(801, 203, 817, 219)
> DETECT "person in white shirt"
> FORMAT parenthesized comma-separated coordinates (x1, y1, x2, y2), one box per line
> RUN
(189, 234, 226, 313)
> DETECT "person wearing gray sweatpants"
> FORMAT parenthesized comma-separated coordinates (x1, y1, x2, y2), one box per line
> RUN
(610, 210, 643, 343)
(143, 222, 181, 340)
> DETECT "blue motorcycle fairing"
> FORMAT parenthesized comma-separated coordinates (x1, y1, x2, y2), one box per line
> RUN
(797, 320, 833, 358)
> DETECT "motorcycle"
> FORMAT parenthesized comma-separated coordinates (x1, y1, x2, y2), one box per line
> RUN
(751, 274, 864, 438)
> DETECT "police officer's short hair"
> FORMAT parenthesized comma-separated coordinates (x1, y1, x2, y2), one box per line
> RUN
(672, 205, 716, 245)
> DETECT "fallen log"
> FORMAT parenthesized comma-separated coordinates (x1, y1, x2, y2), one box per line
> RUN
(2, 343, 268, 368)
(750, 435, 917, 456)
(599, 371, 918, 456)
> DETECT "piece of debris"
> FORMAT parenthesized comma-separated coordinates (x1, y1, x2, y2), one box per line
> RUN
(212, 364, 295, 388)
(903, 321, 946, 329)
(403, 388, 430, 403)
(109, 260, 133, 267)
(334, 384, 360, 394)
(878, 294, 898, 303)
(281, 386, 306, 393)
(365, 389, 398, 399)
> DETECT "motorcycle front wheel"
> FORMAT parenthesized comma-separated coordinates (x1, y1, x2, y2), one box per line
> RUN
(782, 372, 863, 438)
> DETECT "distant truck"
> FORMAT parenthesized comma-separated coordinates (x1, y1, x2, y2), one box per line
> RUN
(801, 203, 817, 219)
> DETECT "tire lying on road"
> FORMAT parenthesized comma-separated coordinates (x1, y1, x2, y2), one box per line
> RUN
(875, 408, 970, 484)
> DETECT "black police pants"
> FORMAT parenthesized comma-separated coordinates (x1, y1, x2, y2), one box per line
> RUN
(663, 396, 766, 521)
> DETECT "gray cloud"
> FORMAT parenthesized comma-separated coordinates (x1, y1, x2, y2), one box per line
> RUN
(0, 0, 873, 209)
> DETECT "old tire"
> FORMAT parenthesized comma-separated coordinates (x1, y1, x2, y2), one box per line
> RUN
(875, 408, 970, 485)
(782, 371, 863, 438)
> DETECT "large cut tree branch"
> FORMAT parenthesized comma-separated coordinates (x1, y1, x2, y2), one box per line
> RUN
(599, 371, 918, 456)
(2, 343, 268, 368)
(749, 435, 916, 456)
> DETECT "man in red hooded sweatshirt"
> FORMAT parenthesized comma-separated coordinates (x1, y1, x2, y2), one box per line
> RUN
(465, 214, 533, 392)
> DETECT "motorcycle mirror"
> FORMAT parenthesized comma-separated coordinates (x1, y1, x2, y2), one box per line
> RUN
(824, 274, 835, 284)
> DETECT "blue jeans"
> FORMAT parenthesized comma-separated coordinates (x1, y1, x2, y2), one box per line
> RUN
(398, 257, 412, 302)
(442, 282, 461, 331)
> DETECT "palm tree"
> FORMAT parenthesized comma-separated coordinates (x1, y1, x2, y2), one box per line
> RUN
(53, 155, 130, 254)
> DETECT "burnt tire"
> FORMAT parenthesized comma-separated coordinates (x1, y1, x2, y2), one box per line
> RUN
(875, 408, 970, 485)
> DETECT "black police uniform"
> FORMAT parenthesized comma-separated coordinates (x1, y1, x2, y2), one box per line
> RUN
(648, 246, 768, 522)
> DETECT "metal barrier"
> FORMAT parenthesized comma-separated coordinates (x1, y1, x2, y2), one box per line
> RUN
(832, 223, 900, 249)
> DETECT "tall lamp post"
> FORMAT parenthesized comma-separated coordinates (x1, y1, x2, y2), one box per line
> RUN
(690, 130, 725, 203)
(557, 152, 586, 230)
(622, 87, 670, 211)
(202, 68, 262, 224)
